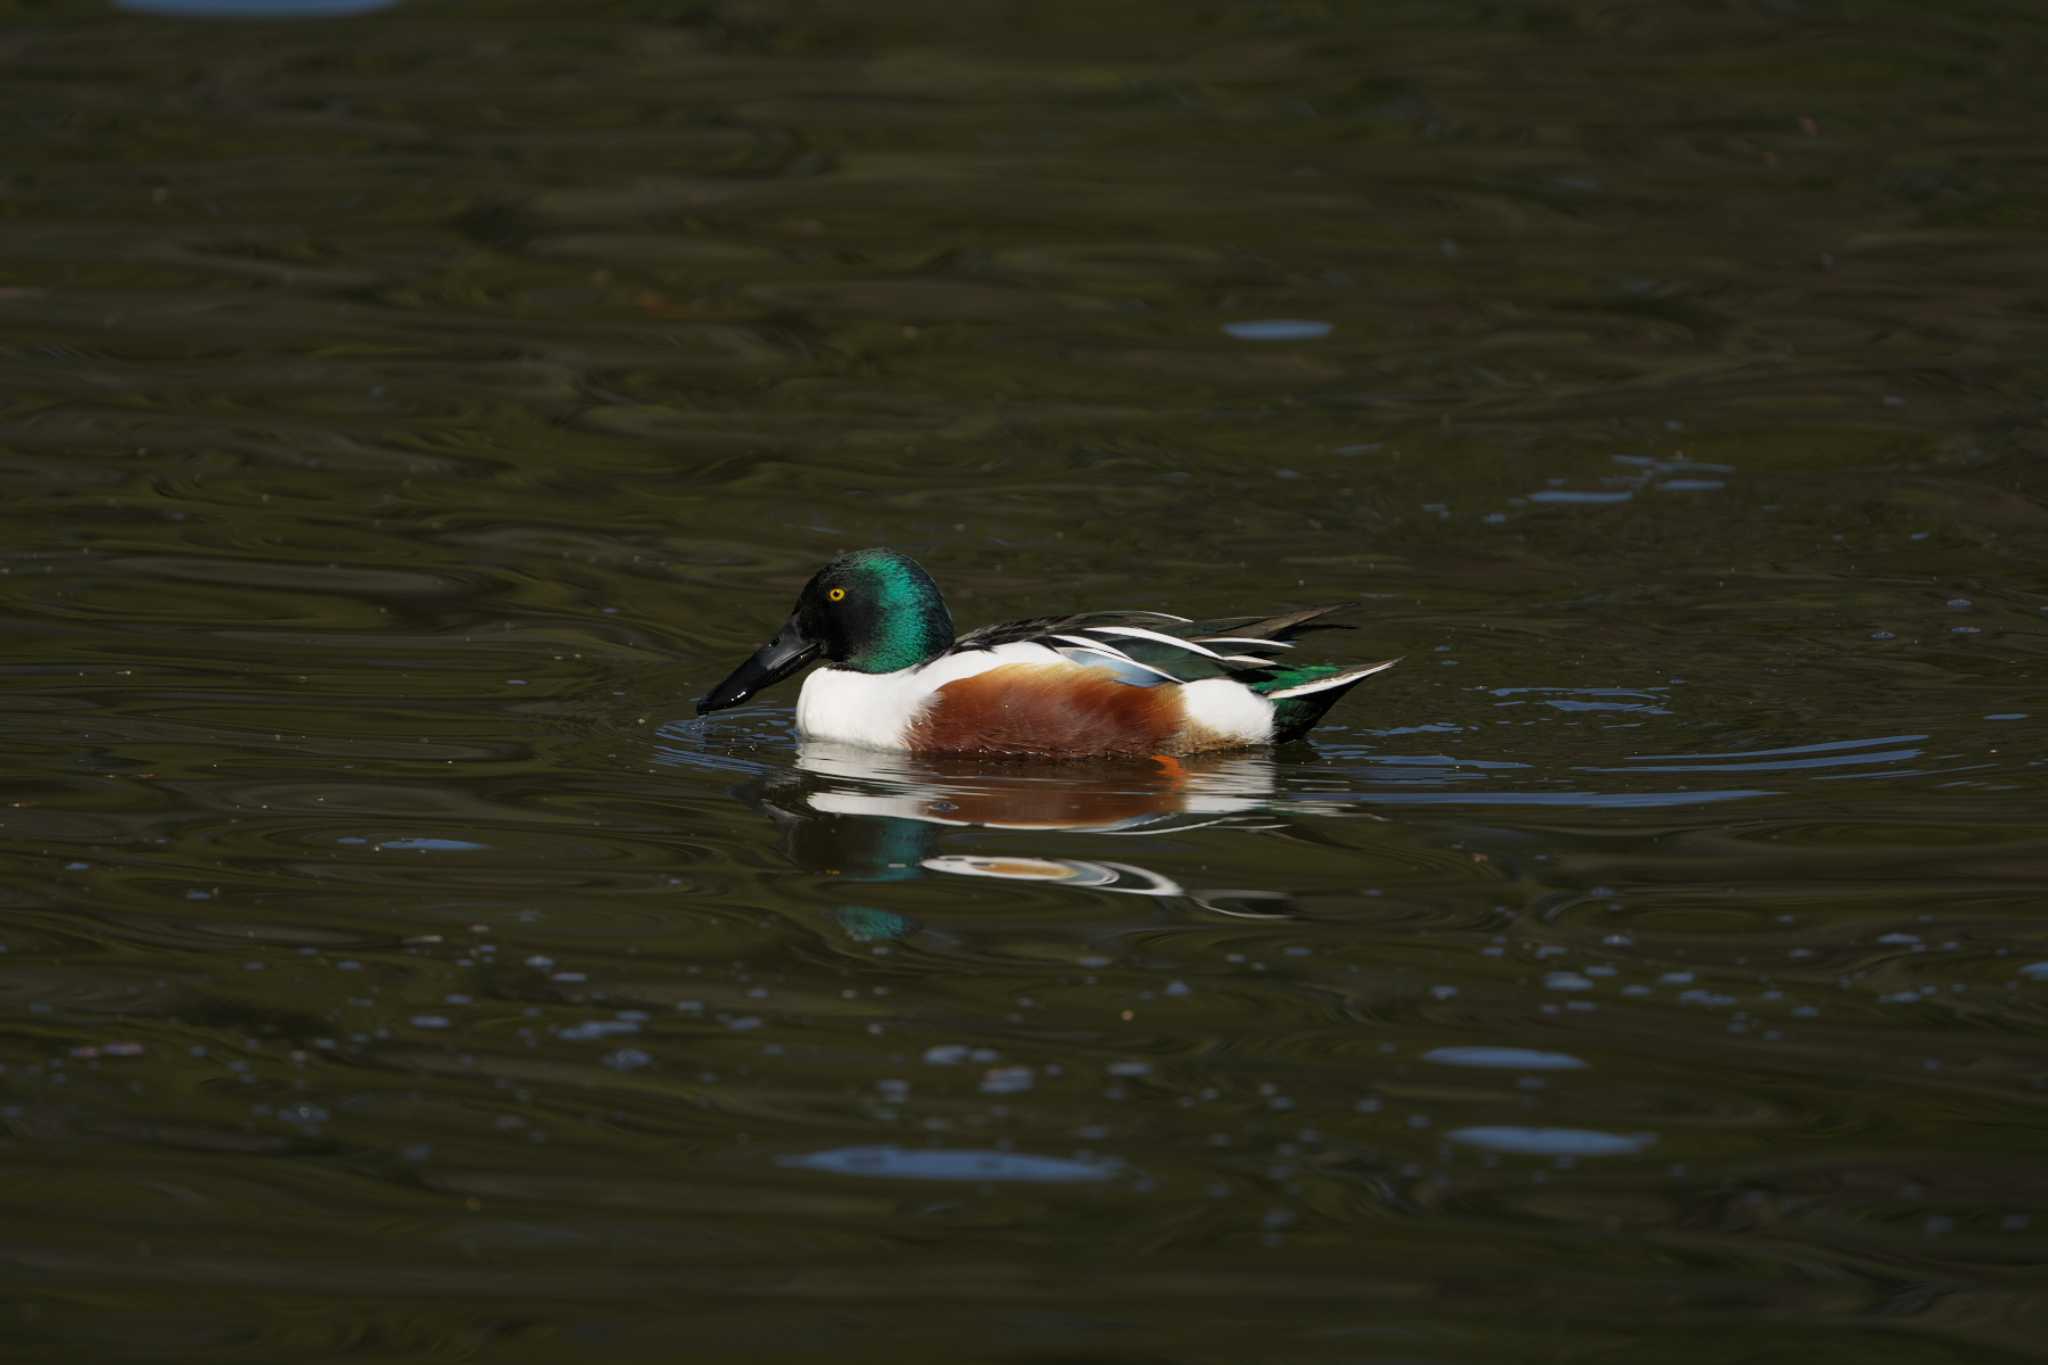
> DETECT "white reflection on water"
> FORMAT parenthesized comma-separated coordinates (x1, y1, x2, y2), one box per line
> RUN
(795, 740, 1285, 833)
(923, 854, 1185, 896)
(770, 744, 1302, 915)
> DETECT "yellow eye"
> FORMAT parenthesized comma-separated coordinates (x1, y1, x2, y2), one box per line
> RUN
(828, 587, 846, 602)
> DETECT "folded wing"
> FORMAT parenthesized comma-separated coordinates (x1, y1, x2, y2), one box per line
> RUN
(951, 604, 1357, 688)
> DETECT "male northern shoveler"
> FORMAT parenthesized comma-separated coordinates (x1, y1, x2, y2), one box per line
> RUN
(695, 548, 1395, 758)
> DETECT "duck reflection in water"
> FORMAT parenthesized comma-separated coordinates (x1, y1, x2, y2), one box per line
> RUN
(740, 741, 1324, 920)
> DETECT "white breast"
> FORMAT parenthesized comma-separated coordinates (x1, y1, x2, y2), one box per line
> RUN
(794, 642, 1066, 749)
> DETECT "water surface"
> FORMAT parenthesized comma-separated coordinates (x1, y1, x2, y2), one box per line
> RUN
(2, 3, 2046, 1361)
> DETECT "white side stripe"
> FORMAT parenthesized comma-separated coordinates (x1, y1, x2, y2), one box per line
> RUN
(1193, 636, 1294, 650)
(1053, 632, 1132, 660)
(1086, 625, 1226, 659)
(1263, 659, 1398, 699)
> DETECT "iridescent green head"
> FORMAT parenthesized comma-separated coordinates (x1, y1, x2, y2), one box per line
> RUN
(697, 548, 955, 713)
(795, 548, 955, 673)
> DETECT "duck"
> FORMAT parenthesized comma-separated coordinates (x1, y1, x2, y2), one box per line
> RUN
(695, 547, 1395, 758)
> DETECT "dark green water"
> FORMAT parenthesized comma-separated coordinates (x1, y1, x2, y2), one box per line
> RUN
(3, 2, 2047, 1360)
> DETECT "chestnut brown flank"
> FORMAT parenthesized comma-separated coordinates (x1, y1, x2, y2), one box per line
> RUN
(910, 664, 1185, 757)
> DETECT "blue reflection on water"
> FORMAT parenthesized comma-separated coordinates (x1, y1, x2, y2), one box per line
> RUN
(1448, 1127, 1655, 1156)
(781, 1145, 1118, 1182)
(1526, 489, 1634, 505)
(1628, 734, 1928, 761)
(1223, 319, 1333, 341)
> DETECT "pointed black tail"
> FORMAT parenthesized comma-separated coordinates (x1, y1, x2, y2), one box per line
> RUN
(1267, 660, 1398, 742)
